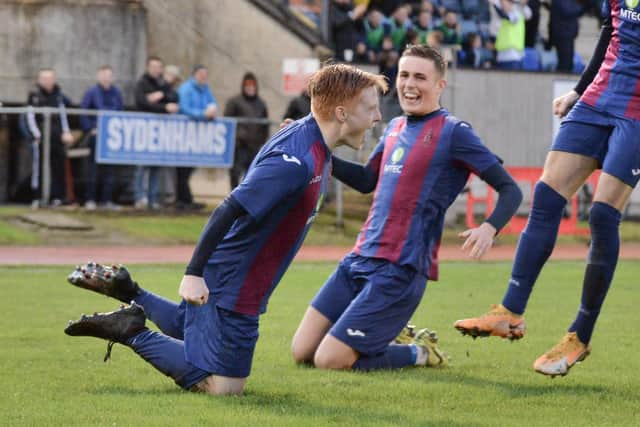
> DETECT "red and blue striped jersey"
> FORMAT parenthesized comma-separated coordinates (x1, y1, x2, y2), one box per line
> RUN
(353, 109, 499, 279)
(209, 115, 331, 315)
(582, 0, 640, 120)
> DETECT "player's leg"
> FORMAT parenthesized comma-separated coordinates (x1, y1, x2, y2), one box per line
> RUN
(183, 304, 259, 395)
(65, 304, 210, 391)
(68, 262, 185, 339)
(534, 119, 638, 376)
(291, 255, 362, 364)
(455, 114, 609, 339)
(314, 261, 445, 371)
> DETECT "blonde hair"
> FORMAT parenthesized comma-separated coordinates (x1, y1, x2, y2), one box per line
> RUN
(308, 64, 388, 121)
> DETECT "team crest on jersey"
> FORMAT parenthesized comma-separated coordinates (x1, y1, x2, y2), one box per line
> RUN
(423, 129, 433, 146)
(626, 0, 639, 9)
(391, 147, 405, 164)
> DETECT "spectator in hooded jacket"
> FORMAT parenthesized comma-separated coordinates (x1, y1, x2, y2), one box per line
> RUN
(223, 72, 269, 189)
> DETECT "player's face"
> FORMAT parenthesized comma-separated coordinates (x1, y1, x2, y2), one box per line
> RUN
(397, 56, 446, 116)
(341, 86, 382, 150)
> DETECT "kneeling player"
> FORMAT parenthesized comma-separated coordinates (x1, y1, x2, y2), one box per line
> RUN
(291, 46, 522, 371)
(64, 64, 388, 395)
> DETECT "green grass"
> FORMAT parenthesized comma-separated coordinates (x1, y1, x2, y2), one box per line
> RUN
(1, 261, 639, 426)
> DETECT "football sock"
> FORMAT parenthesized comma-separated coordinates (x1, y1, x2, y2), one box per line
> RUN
(569, 202, 621, 344)
(126, 330, 209, 389)
(352, 344, 416, 370)
(134, 291, 185, 340)
(502, 181, 566, 314)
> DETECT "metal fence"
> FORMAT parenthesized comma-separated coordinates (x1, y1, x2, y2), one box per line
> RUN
(0, 106, 276, 204)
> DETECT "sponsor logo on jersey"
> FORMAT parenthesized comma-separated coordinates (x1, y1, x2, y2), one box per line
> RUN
(621, 2, 640, 21)
(391, 147, 405, 163)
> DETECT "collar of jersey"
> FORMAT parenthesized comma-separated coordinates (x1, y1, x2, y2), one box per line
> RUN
(405, 108, 445, 123)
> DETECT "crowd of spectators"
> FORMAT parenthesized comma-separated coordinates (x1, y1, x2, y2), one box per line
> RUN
(326, 0, 601, 77)
(20, 58, 270, 210)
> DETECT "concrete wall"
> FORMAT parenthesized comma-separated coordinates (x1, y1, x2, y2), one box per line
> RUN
(143, 0, 315, 121)
(446, 68, 559, 167)
(0, 0, 147, 104)
(142, 0, 316, 197)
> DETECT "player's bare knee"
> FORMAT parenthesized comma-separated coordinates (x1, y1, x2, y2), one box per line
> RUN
(291, 341, 314, 365)
(191, 375, 245, 396)
(313, 350, 351, 370)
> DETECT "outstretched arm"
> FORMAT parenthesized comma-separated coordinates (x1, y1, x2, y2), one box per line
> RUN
(331, 154, 380, 194)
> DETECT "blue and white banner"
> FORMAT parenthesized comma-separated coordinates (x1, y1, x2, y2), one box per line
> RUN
(96, 111, 236, 167)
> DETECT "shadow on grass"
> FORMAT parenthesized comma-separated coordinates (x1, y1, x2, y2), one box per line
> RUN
(427, 369, 610, 397)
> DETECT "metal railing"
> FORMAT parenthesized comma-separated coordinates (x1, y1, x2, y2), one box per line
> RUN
(0, 106, 274, 205)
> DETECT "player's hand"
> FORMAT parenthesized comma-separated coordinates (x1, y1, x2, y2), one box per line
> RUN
(279, 118, 294, 129)
(179, 275, 209, 305)
(553, 90, 579, 118)
(459, 222, 496, 260)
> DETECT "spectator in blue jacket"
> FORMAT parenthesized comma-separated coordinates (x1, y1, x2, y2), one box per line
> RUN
(80, 65, 124, 210)
(176, 64, 217, 209)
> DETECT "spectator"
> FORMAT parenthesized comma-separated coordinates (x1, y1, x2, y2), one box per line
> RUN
(414, 9, 435, 44)
(491, 0, 532, 70)
(459, 32, 494, 68)
(388, 4, 413, 50)
(363, 9, 388, 54)
(283, 89, 311, 120)
(133, 56, 179, 210)
(79, 65, 124, 211)
(224, 72, 269, 190)
(378, 35, 400, 83)
(437, 9, 463, 45)
(525, 0, 541, 48)
(25, 68, 74, 208)
(547, 0, 587, 73)
(353, 40, 372, 63)
(164, 64, 194, 210)
(177, 64, 217, 209)
(426, 28, 445, 50)
(329, 0, 367, 61)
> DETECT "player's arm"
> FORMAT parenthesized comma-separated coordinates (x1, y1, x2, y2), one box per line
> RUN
(180, 196, 247, 304)
(555, 17, 612, 118)
(452, 123, 522, 259)
(331, 154, 380, 194)
(180, 152, 309, 304)
(331, 135, 384, 194)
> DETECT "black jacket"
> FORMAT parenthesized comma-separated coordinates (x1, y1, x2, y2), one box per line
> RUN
(26, 84, 72, 138)
(224, 93, 269, 151)
(549, 0, 586, 41)
(134, 73, 178, 113)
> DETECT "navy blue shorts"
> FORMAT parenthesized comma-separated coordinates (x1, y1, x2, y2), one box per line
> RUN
(552, 101, 640, 187)
(182, 266, 260, 378)
(311, 253, 427, 356)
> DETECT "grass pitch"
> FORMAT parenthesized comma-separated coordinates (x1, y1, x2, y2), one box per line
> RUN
(1, 261, 639, 426)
